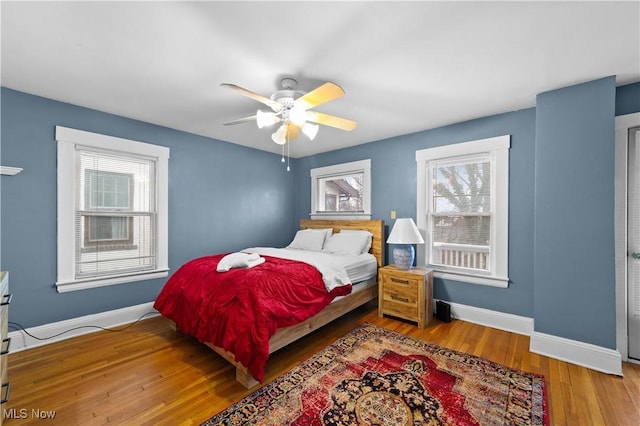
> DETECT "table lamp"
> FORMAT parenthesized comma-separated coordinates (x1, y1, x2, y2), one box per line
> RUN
(386, 218, 424, 270)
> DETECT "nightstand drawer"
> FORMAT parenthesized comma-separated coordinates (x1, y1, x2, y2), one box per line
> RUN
(381, 293, 418, 320)
(381, 275, 419, 297)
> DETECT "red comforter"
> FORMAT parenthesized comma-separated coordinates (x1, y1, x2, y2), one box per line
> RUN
(153, 253, 352, 382)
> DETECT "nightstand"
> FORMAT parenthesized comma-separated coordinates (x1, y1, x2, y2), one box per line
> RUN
(378, 265, 433, 328)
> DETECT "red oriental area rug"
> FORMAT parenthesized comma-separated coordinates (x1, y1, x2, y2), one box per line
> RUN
(202, 323, 548, 425)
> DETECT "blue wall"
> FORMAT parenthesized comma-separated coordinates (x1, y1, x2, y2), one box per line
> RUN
(0, 88, 297, 328)
(534, 77, 616, 348)
(616, 82, 640, 116)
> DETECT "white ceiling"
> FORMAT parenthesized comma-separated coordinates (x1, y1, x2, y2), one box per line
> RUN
(2, 1, 639, 158)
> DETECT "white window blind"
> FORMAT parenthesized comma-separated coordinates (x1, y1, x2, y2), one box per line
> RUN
(76, 149, 157, 279)
(429, 154, 491, 271)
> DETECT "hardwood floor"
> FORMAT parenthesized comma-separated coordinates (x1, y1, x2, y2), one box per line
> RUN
(4, 302, 640, 425)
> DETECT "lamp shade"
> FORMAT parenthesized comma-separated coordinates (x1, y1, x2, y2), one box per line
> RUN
(256, 109, 279, 129)
(288, 105, 307, 126)
(301, 122, 319, 140)
(271, 124, 287, 145)
(386, 218, 424, 244)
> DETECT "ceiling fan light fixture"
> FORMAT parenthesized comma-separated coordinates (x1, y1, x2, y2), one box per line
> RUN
(302, 122, 319, 140)
(305, 110, 318, 122)
(256, 109, 279, 129)
(221, 80, 356, 159)
(288, 105, 307, 127)
(271, 124, 287, 145)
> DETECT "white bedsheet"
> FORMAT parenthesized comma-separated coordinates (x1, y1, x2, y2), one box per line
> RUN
(342, 253, 378, 283)
(242, 247, 376, 292)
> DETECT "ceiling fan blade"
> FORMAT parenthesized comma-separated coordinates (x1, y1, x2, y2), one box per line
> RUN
(220, 83, 282, 112)
(286, 123, 300, 140)
(223, 115, 256, 125)
(294, 82, 345, 110)
(307, 111, 357, 131)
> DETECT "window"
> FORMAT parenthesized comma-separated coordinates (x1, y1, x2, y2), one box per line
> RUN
(55, 126, 170, 292)
(310, 159, 371, 219)
(430, 154, 491, 271)
(416, 135, 509, 287)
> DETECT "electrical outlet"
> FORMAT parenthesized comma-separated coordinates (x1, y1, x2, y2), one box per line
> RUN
(390, 210, 396, 220)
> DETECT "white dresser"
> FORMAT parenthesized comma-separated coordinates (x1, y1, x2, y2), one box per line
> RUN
(0, 271, 11, 424)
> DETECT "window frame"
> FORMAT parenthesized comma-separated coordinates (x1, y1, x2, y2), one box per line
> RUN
(310, 159, 371, 220)
(416, 135, 510, 288)
(55, 126, 170, 293)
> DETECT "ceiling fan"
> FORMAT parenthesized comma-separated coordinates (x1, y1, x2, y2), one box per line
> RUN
(221, 78, 357, 145)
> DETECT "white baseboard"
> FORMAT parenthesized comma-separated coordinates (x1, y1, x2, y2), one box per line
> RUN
(435, 299, 534, 336)
(8, 302, 159, 353)
(530, 331, 623, 376)
(435, 299, 622, 376)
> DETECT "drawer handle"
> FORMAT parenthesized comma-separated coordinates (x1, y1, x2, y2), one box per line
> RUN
(1, 382, 10, 405)
(390, 278, 410, 285)
(390, 294, 410, 303)
(0, 293, 12, 306)
(1, 338, 10, 356)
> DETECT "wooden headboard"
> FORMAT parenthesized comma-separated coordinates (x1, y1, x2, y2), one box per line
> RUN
(299, 219, 385, 267)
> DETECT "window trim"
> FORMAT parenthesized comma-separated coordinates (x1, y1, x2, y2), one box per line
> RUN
(310, 159, 371, 220)
(55, 126, 170, 293)
(416, 135, 510, 288)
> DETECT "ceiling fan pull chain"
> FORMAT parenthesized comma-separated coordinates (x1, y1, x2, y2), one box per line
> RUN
(286, 136, 291, 172)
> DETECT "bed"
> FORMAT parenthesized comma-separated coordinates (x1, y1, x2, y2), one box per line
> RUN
(154, 219, 384, 388)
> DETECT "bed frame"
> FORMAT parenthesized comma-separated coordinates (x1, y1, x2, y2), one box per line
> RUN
(173, 219, 384, 388)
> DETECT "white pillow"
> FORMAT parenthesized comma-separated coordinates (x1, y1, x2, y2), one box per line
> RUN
(339, 229, 373, 253)
(287, 229, 326, 251)
(323, 231, 372, 255)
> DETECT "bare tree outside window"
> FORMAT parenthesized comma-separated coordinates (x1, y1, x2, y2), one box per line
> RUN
(431, 158, 491, 270)
(321, 173, 363, 212)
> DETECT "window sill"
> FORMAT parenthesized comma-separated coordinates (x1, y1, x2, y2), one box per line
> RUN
(431, 269, 509, 288)
(55, 269, 169, 293)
